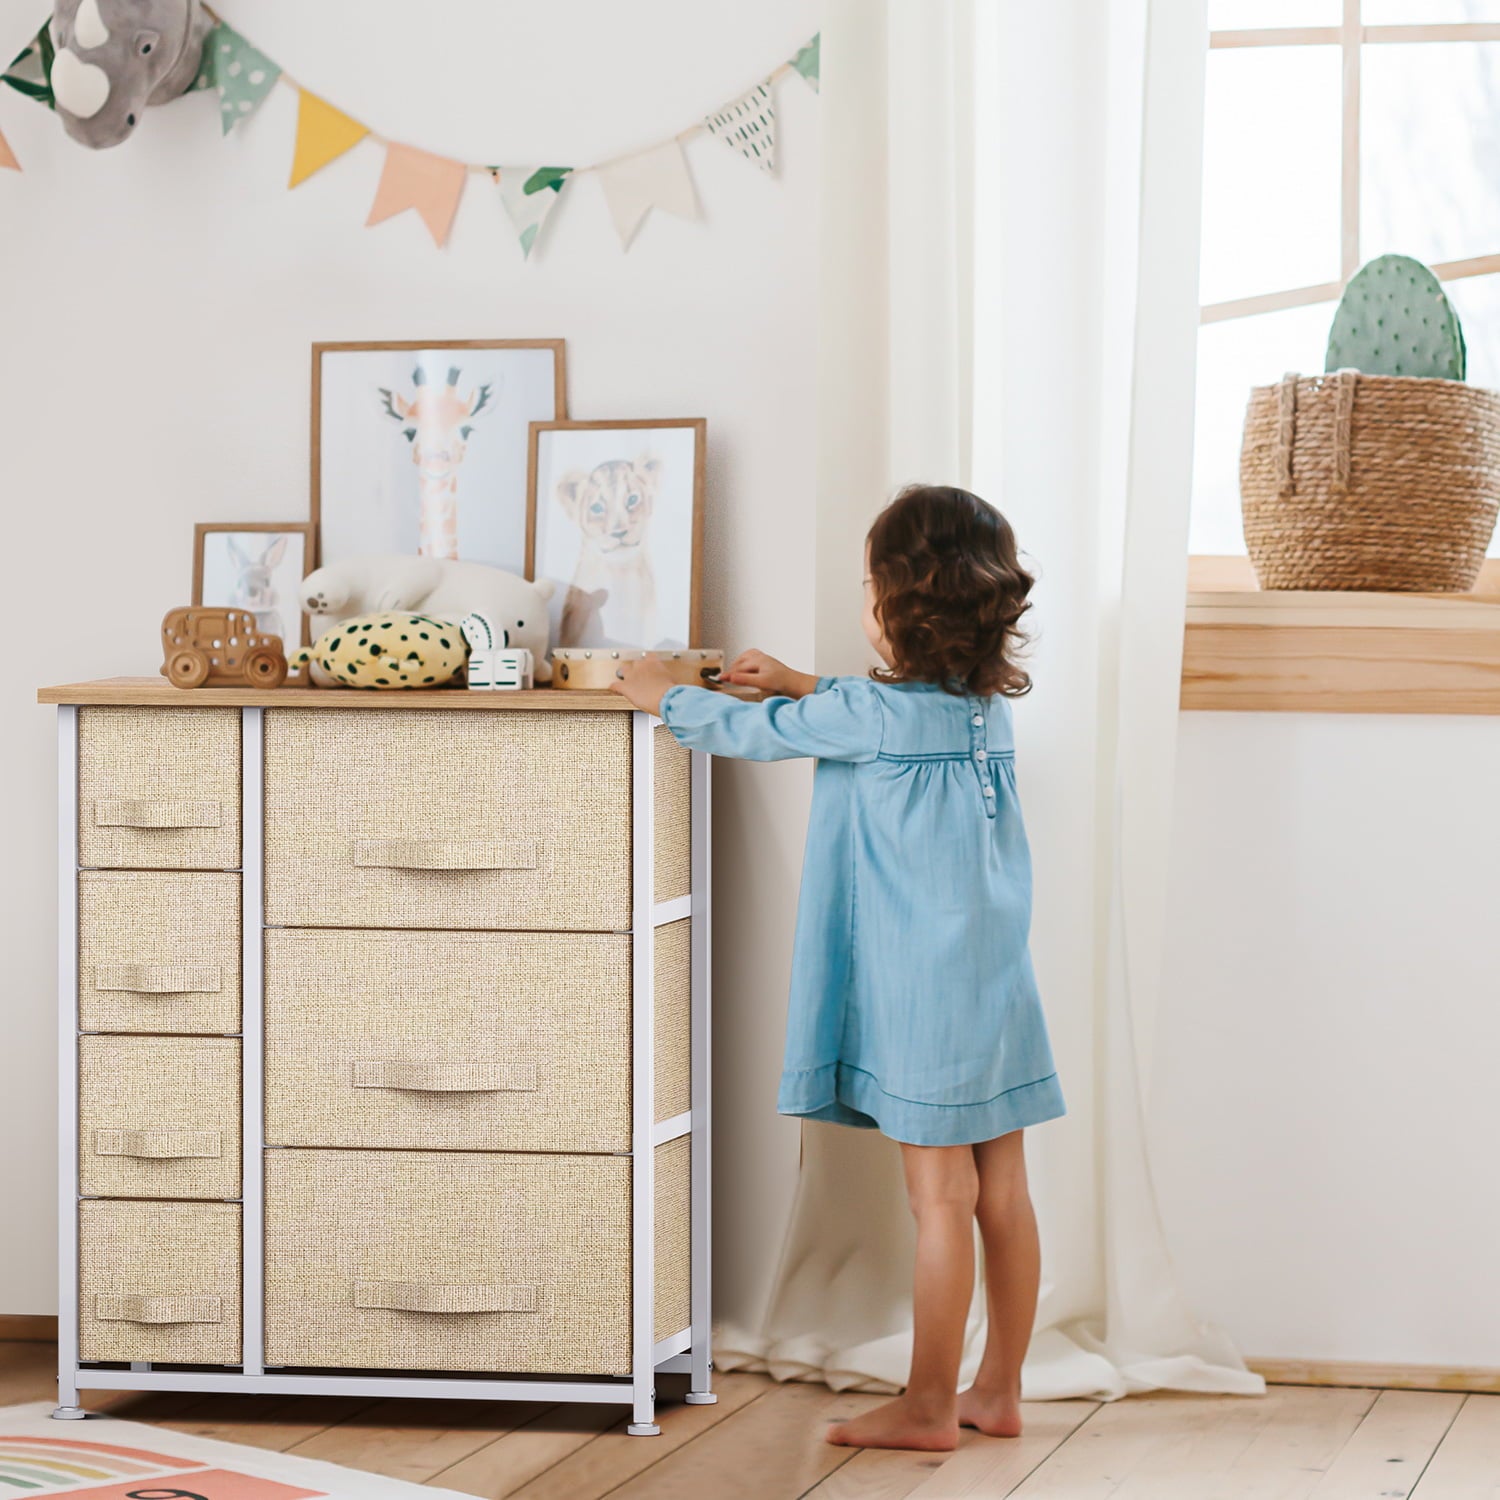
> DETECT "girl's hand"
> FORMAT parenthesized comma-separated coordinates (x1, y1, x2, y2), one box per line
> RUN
(610, 657, 677, 715)
(719, 649, 820, 699)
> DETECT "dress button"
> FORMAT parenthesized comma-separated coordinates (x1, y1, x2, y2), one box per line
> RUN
(971, 714, 983, 726)
(976, 750, 988, 762)
(983, 785, 995, 797)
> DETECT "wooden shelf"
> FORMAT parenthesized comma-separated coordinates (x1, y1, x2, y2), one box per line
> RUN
(37, 677, 636, 710)
(1181, 558, 1500, 714)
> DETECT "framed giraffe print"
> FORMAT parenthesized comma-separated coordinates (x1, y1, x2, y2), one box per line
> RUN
(311, 339, 567, 573)
(526, 418, 706, 651)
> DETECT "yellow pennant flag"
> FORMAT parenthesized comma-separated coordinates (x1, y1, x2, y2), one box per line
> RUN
(289, 89, 368, 188)
(0, 123, 19, 173)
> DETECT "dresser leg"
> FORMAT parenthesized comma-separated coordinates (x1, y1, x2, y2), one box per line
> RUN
(51, 1406, 87, 1421)
(684, 1391, 718, 1405)
(626, 1422, 661, 1436)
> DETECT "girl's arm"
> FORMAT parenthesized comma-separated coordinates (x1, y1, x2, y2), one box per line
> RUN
(611, 660, 883, 763)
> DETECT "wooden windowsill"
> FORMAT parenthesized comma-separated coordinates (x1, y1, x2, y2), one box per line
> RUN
(1181, 556, 1500, 714)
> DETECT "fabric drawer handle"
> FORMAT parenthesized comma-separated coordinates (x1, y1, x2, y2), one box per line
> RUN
(352, 837, 538, 872)
(353, 1280, 538, 1315)
(351, 1060, 538, 1093)
(94, 1128, 222, 1159)
(94, 964, 222, 995)
(95, 1294, 222, 1325)
(94, 799, 222, 829)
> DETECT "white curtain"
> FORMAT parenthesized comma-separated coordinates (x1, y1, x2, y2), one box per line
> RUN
(715, 0, 1265, 1402)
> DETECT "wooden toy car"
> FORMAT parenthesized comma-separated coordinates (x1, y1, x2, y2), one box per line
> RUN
(160, 607, 288, 689)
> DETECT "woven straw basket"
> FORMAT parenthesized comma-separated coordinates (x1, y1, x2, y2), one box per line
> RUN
(1240, 370, 1500, 590)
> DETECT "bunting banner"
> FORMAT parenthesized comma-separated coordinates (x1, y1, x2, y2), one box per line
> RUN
(705, 81, 775, 173)
(493, 165, 572, 259)
(597, 138, 698, 249)
(191, 22, 279, 135)
(288, 89, 368, 187)
(1, 14, 819, 262)
(366, 141, 467, 247)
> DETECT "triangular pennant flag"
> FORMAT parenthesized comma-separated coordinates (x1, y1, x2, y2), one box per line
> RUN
(704, 81, 775, 173)
(191, 21, 279, 135)
(493, 165, 572, 259)
(289, 89, 368, 187)
(597, 139, 697, 249)
(366, 142, 468, 248)
(0, 122, 19, 171)
(3, 23, 55, 110)
(791, 33, 820, 93)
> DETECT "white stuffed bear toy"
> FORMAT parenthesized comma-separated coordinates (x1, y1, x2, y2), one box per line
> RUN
(301, 556, 555, 683)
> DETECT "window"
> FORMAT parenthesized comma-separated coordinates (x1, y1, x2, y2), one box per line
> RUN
(1192, 2, 1500, 556)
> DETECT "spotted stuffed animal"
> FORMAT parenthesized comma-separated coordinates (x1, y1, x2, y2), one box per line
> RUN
(289, 613, 469, 689)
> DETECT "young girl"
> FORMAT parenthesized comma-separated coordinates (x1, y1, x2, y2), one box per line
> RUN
(612, 484, 1064, 1453)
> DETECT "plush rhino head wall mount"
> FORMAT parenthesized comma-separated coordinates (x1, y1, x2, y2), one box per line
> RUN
(49, 0, 210, 148)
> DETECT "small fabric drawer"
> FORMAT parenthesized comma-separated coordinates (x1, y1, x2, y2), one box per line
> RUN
(264, 709, 632, 932)
(654, 919, 691, 1124)
(79, 1035, 240, 1200)
(264, 1149, 632, 1375)
(653, 723, 692, 903)
(78, 707, 240, 870)
(79, 871, 240, 1034)
(265, 928, 630, 1152)
(79, 1199, 241, 1365)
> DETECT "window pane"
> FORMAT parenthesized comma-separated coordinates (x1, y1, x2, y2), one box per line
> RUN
(1208, 0, 1338, 25)
(1191, 303, 1337, 555)
(1363, 43, 1500, 267)
(1363, 1, 1500, 21)
(1201, 48, 1342, 305)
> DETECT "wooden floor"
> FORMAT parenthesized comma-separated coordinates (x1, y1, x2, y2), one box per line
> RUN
(2, 1341, 1496, 1498)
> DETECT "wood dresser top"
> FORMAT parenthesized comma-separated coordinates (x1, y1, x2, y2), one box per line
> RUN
(37, 677, 637, 711)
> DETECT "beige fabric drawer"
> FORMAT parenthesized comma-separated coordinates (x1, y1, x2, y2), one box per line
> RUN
(265, 928, 630, 1152)
(653, 723, 692, 903)
(655, 1135, 691, 1340)
(79, 1035, 240, 1199)
(654, 919, 691, 1124)
(264, 709, 632, 932)
(264, 1149, 632, 1375)
(79, 1199, 241, 1365)
(79, 871, 240, 1034)
(78, 707, 240, 870)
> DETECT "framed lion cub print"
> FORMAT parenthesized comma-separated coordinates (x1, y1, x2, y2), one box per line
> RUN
(526, 418, 705, 651)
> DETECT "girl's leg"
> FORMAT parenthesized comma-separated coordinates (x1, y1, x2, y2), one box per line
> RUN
(826, 1142, 977, 1450)
(958, 1129, 1039, 1437)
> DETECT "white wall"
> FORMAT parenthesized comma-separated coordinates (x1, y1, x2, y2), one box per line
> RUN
(1152, 711, 1500, 1366)
(0, 0, 819, 1319)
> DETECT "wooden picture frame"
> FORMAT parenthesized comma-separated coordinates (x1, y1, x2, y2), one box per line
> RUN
(526, 418, 707, 651)
(192, 521, 317, 648)
(310, 339, 568, 573)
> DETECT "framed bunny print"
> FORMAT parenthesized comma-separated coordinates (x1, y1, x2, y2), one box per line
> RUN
(193, 521, 317, 649)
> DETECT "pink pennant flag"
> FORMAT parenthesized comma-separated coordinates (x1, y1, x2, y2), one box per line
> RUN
(366, 142, 467, 248)
(0, 123, 19, 173)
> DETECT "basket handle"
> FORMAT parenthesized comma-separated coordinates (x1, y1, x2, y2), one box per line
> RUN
(1331, 367, 1358, 496)
(94, 1128, 222, 1159)
(94, 799, 221, 829)
(350, 1060, 537, 1093)
(96, 1294, 222, 1325)
(353, 1280, 538, 1315)
(352, 837, 537, 872)
(94, 964, 221, 995)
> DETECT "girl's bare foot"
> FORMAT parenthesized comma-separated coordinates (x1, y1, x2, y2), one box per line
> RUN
(826, 1395, 960, 1450)
(957, 1384, 1024, 1437)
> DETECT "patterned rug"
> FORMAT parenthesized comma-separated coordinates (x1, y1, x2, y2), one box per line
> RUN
(0, 1402, 472, 1498)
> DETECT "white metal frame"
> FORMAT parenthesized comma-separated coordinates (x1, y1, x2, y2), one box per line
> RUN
(1202, 6, 1500, 325)
(55, 702, 712, 1434)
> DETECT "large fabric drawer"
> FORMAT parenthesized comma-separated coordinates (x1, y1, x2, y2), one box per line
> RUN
(79, 871, 240, 1034)
(78, 707, 240, 870)
(263, 709, 632, 931)
(264, 1149, 633, 1375)
(78, 1199, 241, 1365)
(265, 928, 630, 1152)
(78, 1035, 240, 1200)
(653, 723, 692, 903)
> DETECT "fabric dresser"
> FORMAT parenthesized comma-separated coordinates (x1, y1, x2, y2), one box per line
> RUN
(39, 678, 714, 1435)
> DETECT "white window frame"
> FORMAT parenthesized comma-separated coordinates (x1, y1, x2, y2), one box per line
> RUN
(1203, 3, 1500, 327)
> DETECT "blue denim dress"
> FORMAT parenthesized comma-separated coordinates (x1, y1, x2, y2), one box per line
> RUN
(659, 676, 1065, 1147)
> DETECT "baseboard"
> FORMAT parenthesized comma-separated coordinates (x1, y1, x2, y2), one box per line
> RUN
(1251, 1358, 1500, 1395)
(0, 1315, 57, 1343)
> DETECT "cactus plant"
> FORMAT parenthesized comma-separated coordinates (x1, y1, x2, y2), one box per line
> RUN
(1325, 253, 1466, 381)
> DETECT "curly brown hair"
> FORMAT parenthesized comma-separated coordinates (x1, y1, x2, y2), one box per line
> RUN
(866, 484, 1034, 698)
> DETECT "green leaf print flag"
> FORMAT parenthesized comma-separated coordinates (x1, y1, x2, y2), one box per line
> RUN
(704, 80, 775, 173)
(192, 21, 280, 135)
(791, 33, 819, 93)
(492, 165, 572, 258)
(3, 23, 56, 111)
